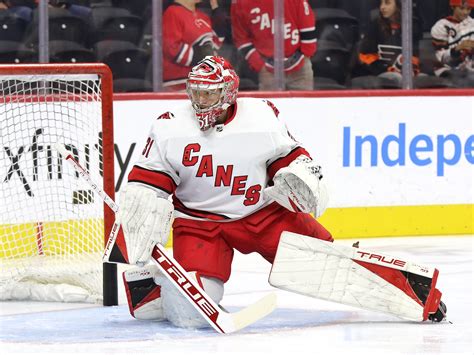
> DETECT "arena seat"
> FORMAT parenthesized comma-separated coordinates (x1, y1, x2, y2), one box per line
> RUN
(24, 7, 90, 47)
(95, 40, 149, 79)
(315, 8, 359, 50)
(113, 0, 151, 18)
(138, 19, 151, 53)
(0, 12, 28, 42)
(0, 40, 36, 63)
(49, 40, 96, 63)
(313, 77, 347, 90)
(335, 0, 378, 37)
(350, 75, 402, 89)
(418, 35, 437, 76)
(89, 6, 143, 44)
(350, 75, 380, 89)
(414, 75, 452, 89)
(416, 0, 451, 32)
(67, 0, 91, 5)
(309, 0, 337, 8)
(312, 40, 352, 84)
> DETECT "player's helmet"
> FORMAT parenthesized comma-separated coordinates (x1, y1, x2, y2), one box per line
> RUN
(186, 56, 239, 131)
(450, 0, 474, 6)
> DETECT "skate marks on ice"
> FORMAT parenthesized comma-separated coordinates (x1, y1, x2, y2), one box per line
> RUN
(0, 305, 355, 342)
(0, 236, 471, 354)
(1, 302, 466, 355)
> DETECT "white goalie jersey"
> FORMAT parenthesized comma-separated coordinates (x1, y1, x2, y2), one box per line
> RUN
(431, 15, 474, 75)
(128, 98, 310, 221)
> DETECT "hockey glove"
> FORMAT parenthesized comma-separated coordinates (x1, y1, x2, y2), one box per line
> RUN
(117, 184, 174, 266)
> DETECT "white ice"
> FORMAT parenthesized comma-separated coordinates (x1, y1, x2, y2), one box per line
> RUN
(1, 236, 472, 355)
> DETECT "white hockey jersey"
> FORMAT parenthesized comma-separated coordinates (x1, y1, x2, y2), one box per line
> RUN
(431, 16, 474, 75)
(128, 98, 310, 221)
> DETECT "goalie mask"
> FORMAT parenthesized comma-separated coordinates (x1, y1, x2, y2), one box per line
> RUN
(186, 56, 239, 131)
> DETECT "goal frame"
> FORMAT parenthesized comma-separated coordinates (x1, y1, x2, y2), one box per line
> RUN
(0, 63, 117, 306)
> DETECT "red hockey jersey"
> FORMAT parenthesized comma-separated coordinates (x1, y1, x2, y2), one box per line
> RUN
(231, 0, 317, 73)
(162, 4, 224, 90)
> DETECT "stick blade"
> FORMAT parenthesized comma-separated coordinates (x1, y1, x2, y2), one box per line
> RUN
(219, 292, 277, 333)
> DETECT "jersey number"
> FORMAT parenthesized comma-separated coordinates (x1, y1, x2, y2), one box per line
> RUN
(142, 137, 154, 158)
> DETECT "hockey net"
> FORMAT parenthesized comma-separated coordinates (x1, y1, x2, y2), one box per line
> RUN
(0, 64, 116, 304)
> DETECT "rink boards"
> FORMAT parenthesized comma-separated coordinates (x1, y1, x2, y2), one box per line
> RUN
(1, 91, 472, 242)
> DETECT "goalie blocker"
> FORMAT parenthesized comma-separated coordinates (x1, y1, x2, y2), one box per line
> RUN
(269, 232, 446, 322)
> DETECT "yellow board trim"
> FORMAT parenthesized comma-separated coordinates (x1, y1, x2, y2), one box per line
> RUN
(3, 204, 472, 258)
(317, 204, 474, 239)
(164, 204, 473, 247)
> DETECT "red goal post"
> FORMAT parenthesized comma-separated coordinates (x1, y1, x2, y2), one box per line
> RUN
(0, 63, 117, 306)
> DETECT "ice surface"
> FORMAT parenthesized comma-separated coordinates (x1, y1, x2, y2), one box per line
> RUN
(1, 236, 472, 355)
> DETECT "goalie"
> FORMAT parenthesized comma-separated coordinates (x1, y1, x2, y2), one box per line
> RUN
(117, 56, 446, 328)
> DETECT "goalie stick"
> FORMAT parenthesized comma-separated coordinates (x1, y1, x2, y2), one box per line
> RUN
(55, 143, 277, 334)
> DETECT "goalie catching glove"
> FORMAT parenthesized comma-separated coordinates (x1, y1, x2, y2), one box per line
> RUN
(117, 183, 174, 266)
(265, 155, 329, 217)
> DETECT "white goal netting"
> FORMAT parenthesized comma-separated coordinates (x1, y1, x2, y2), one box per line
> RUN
(0, 71, 109, 303)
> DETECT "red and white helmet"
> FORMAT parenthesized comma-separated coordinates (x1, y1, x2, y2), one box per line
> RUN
(186, 56, 239, 131)
(450, 0, 474, 7)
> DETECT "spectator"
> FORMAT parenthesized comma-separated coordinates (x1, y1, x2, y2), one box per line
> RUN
(47, 1, 91, 20)
(1, 0, 35, 22)
(356, 0, 422, 86)
(162, 0, 226, 91)
(231, 0, 316, 90)
(431, 0, 474, 86)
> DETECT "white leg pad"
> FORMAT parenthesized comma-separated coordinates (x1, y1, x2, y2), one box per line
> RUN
(161, 272, 224, 329)
(269, 232, 442, 321)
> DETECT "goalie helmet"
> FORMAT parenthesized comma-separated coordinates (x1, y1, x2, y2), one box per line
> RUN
(450, 0, 474, 6)
(186, 56, 239, 131)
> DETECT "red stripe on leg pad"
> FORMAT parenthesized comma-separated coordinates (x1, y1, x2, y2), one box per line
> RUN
(354, 260, 424, 307)
(422, 269, 441, 320)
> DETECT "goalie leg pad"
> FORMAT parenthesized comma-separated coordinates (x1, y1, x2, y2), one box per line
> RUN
(123, 264, 165, 320)
(269, 232, 445, 322)
(161, 272, 224, 329)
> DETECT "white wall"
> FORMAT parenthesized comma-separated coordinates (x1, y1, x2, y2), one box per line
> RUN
(113, 95, 474, 209)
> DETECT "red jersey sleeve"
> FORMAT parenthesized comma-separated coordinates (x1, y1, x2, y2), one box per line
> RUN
(230, 1, 265, 72)
(162, 6, 218, 68)
(162, 7, 192, 66)
(297, 0, 317, 57)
